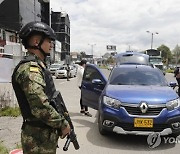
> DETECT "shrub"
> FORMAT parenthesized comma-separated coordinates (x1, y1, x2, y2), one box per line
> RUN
(166, 69, 174, 73)
(0, 141, 8, 154)
(0, 107, 21, 117)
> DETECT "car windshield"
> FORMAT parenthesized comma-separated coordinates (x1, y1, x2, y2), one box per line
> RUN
(50, 64, 61, 68)
(59, 67, 66, 70)
(150, 57, 162, 63)
(109, 66, 168, 86)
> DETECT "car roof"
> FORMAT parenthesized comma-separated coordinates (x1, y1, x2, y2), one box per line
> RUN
(114, 64, 156, 71)
(51, 63, 61, 66)
(115, 51, 149, 65)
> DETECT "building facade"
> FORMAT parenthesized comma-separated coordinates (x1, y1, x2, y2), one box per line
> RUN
(0, 0, 71, 63)
(0, 0, 49, 31)
(0, 27, 21, 53)
(0, 0, 49, 51)
(51, 11, 70, 61)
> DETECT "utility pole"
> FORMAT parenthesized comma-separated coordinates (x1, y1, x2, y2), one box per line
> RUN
(146, 31, 159, 49)
(50, 8, 52, 27)
(88, 43, 96, 63)
(34, 0, 36, 21)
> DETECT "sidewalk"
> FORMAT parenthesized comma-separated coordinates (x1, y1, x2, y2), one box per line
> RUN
(0, 116, 22, 150)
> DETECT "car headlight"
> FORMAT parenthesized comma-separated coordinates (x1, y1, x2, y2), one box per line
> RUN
(166, 98, 180, 111)
(103, 96, 121, 110)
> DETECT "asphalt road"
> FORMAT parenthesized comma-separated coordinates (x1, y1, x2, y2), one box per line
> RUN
(55, 71, 180, 154)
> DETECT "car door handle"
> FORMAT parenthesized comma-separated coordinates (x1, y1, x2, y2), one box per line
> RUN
(94, 88, 102, 92)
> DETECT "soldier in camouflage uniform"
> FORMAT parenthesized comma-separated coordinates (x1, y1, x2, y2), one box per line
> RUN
(12, 21, 70, 154)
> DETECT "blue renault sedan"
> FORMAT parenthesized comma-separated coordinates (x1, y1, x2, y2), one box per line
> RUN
(81, 64, 180, 136)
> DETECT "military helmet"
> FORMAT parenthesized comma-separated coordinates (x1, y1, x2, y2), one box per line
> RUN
(19, 21, 56, 41)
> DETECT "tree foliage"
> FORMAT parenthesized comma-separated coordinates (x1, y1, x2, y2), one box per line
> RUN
(173, 44, 180, 55)
(106, 56, 115, 64)
(172, 44, 180, 64)
(80, 51, 86, 58)
(157, 44, 172, 64)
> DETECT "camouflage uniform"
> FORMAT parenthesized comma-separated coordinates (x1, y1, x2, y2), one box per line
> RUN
(13, 54, 68, 154)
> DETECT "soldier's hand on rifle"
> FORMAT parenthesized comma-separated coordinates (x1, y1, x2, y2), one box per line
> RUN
(60, 124, 71, 139)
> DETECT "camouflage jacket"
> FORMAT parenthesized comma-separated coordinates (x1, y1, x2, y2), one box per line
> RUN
(14, 54, 68, 130)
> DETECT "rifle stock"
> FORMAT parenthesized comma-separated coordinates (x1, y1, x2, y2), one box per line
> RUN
(51, 91, 80, 151)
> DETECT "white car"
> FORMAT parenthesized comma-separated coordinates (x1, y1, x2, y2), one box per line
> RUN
(55, 65, 77, 79)
(49, 64, 62, 75)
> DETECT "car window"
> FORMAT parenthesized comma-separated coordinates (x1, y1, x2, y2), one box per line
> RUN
(50, 64, 61, 69)
(59, 67, 66, 70)
(83, 66, 104, 82)
(50, 64, 61, 68)
(109, 67, 168, 86)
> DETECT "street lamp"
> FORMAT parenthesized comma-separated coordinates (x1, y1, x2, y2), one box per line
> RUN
(88, 43, 96, 63)
(146, 31, 159, 49)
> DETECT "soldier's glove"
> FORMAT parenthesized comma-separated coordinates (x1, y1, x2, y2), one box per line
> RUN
(60, 124, 71, 139)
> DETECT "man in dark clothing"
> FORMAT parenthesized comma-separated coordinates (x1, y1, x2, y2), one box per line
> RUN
(66, 64, 70, 81)
(77, 60, 92, 117)
(174, 67, 180, 96)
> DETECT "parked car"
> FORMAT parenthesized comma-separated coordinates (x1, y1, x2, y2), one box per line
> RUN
(81, 64, 180, 137)
(55, 65, 76, 79)
(49, 63, 62, 75)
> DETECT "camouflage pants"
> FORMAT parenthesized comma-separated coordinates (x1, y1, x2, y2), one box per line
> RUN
(21, 124, 59, 154)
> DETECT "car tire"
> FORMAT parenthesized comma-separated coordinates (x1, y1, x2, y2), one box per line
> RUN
(168, 133, 180, 138)
(98, 112, 109, 135)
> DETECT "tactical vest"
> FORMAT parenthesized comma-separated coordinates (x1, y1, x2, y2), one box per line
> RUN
(12, 56, 56, 121)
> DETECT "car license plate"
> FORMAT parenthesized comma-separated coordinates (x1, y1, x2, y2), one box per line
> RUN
(134, 118, 153, 128)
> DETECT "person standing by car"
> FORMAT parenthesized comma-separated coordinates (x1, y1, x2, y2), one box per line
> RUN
(66, 64, 70, 81)
(77, 60, 92, 117)
(174, 67, 180, 96)
(12, 21, 70, 154)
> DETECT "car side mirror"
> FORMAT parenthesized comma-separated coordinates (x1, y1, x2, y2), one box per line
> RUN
(169, 82, 177, 88)
(92, 79, 104, 85)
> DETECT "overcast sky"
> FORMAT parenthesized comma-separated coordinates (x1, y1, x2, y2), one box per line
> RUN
(51, 0, 180, 56)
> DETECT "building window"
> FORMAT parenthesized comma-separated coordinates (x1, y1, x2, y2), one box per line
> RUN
(65, 25, 69, 33)
(9, 35, 16, 42)
(61, 17, 65, 22)
(60, 25, 65, 32)
(0, 49, 4, 53)
(2, 30, 6, 40)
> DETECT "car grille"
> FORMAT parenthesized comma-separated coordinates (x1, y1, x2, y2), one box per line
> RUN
(123, 106, 164, 116)
(118, 123, 168, 132)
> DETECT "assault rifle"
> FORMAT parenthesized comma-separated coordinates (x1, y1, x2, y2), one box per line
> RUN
(51, 91, 80, 151)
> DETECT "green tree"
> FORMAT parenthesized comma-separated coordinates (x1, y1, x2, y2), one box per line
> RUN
(106, 56, 115, 64)
(172, 44, 180, 65)
(80, 51, 86, 59)
(157, 44, 172, 65)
